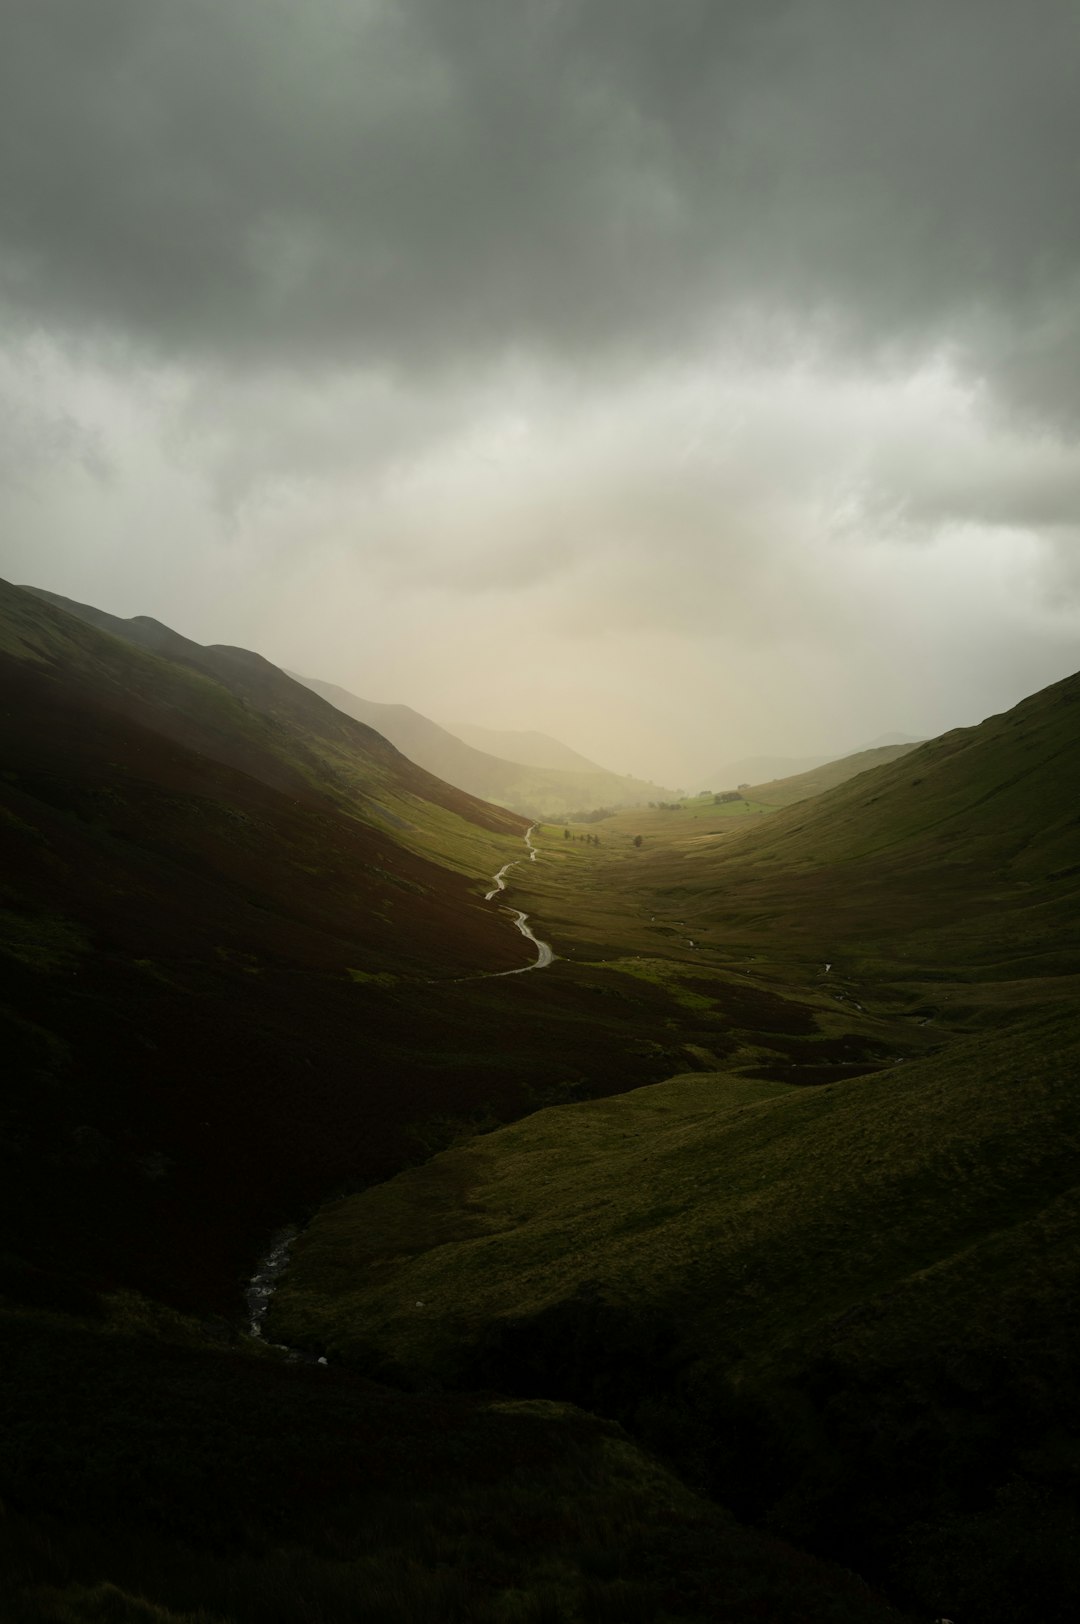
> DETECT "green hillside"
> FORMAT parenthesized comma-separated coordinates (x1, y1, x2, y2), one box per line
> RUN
(736, 741, 921, 807)
(271, 667, 1080, 1623)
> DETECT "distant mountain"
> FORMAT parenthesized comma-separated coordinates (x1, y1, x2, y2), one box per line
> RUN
(446, 721, 611, 775)
(295, 675, 670, 817)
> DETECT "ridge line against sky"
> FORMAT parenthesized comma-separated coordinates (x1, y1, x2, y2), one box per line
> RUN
(2, 0, 1078, 785)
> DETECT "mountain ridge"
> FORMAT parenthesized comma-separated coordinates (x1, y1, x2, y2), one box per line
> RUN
(445, 719, 615, 775)
(295, 671, 673, 817)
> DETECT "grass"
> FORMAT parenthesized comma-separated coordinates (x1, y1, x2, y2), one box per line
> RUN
(0, 1304, 907, 1624)
(5, 576, 1080, 1623)
(268, 669, 1080, 1622)
(272, 1002, 1080, 1620)
(0, 905, 88, 973)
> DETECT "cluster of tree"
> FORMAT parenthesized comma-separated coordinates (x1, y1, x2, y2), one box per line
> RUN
(565, 806, 614, 824)
(564, 829, 602, 845)
(713, 791, 745, 805)
(648, 800, 684, 811)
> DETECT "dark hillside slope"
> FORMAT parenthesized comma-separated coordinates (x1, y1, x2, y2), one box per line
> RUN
(0, 580, 542, 1306)
(23, 584, 524, 840)
(274, 1009, 1080, 1621)
(1, 580, 691, 1317)
(0, 1300, 907, 1624)
(0, 580, 914, 1621)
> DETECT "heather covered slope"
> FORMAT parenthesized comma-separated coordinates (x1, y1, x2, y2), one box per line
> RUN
(1, 579, 695, 1315)
(0, 573, 912, 1622)
(296, 672, 672, 816)
(22, 583, 525, 845)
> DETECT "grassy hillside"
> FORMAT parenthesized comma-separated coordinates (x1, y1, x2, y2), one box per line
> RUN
(272, 668, 1080, 1622)
(273, 1011, 1080, 1616)
(0, 575, 913, 1622)
(22, 585, 525, 854)
(536, 674, 1080, 995)
(0, 580, 707, 1318)
(295, 672, 672, 817)
(698, 751, 833, 789)
(736, 742, 921, 807)
(7, 576, 1078, 1622)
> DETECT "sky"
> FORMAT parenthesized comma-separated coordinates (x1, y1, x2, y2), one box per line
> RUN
(2, 0, 1079, 788)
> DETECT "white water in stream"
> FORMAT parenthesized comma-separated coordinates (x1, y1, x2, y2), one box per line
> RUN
(484, 824, 554, 974)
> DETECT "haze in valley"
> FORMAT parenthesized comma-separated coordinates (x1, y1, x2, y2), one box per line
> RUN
(2, 1, 1079, 786)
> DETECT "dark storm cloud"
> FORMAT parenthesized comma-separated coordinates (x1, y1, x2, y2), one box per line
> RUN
(2, 0, 1079, 420)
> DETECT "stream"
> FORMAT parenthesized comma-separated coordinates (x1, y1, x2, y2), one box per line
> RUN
(484, 824, 555, 974)
(244, 823, 553, 1344)
(245, 1224, 326, 1361)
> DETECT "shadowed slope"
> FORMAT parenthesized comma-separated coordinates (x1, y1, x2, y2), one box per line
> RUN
(1, 580, 717, 1315)
(0, 575, 910, 1624)
(0, 1301, 906, 1624)
(22, 583, 525, 841)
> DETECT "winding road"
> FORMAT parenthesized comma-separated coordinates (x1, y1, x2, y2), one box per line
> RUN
(485, 824, 554, 974)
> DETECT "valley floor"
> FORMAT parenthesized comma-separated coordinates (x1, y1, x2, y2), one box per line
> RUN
(6, 664, 1080, 1623)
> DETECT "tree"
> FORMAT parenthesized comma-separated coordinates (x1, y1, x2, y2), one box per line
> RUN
(633, 835, 643, 848)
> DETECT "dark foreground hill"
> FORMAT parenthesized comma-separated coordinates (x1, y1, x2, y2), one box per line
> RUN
(271, 670, 1080, 1624)
(0, 577, 913, 1621)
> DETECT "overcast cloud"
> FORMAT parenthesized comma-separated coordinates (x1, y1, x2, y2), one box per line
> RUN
(2, 0, 1078, 784)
